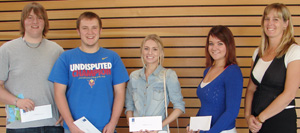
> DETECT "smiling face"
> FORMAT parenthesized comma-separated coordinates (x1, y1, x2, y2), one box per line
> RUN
(77, 18, 101, 47)
(142, 40, 161, 66)
(208, 35, 227, 64)
(24, 10, 45, 39)
(263, 9, 289, 40)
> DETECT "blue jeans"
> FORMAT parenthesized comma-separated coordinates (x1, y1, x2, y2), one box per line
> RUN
(7, 126, 64, 133)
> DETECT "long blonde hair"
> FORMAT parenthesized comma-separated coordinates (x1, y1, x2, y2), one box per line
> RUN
(259, 3, 296, 58)
(140, 34, 164, 67)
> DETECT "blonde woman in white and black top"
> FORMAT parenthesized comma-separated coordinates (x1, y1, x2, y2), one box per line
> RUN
(244, 3, 300, 133)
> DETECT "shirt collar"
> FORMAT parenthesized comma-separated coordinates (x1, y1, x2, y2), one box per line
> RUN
(139, 65, 164, 79)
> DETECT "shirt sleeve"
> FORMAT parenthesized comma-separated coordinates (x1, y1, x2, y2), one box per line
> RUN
(166, 69, 185, 113)
(208, 65, 243, 133)
(112, 53, 129, 85)
(0, 44, 9, 81)
(252, 48, 259, 61)
(48, 53, 69, 85)
(285, 44, 300, 67)
(125, 74, 135, 114)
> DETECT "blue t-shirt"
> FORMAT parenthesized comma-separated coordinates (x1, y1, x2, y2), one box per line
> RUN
(196, 64, 243, 133)
(48, 47, 129, 131)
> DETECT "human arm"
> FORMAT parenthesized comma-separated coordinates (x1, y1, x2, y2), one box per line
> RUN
(244, 62, 262, 133)
(207, 65, 243, 133)
(0, 45, 35, 110)
(245, 80, 262, 133)
(126, 111, 134, 125)
(125, 79, 135, 124)
(103, 82, 126, 133)
(257, 60, 300, 122)
(162, 108, 183, 128)
(0, 45, 35, 111)
(54, 82, 84, 133)
(163, 70, 185, 127)
(0, 80, 35, 112)
(125, 77, 148, 133)
(55, 115, 64, 126)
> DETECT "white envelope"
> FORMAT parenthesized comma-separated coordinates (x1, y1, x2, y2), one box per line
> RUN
(129, 116, 162, 132)
(74, 116, 101, 133)
(190, 116, 212, 131)
(20, 104, 52, 123)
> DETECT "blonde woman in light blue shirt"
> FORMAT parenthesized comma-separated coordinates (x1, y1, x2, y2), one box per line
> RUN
(125, 34, 185, 133)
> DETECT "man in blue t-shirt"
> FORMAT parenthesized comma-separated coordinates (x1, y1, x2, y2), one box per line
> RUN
(48, 12, 129, 133)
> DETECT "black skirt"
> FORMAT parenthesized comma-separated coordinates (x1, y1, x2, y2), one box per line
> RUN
(250, 108, 296, 133)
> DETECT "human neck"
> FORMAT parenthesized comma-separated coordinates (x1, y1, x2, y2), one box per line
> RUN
(23, 35, 43, 43)
(79, 45, 100, 53)
(268, 37, 281, 49)
(213, 60, 225, 68)
(145, 63, 158, 78)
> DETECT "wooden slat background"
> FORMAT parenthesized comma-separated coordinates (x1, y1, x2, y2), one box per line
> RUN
(0, 0, 300, 132)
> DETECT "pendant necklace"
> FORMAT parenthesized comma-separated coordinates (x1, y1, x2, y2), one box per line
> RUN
(24, 39, 42, 48)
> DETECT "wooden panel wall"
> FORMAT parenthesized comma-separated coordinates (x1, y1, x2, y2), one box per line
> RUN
(0, 0, 300, 132)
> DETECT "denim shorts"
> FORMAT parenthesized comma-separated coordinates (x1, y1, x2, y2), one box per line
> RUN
(6, 126, 64, 133)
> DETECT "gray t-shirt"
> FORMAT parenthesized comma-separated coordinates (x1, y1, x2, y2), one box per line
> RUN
(0, 37, 64, 129)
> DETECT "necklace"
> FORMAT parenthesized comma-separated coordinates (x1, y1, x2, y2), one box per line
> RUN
(24, 40, 42, 48)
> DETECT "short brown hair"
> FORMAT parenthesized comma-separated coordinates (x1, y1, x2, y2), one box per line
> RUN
(76, 12, 102, 30)
(205, 25, 237, 68)
(20, 2, 49, 37)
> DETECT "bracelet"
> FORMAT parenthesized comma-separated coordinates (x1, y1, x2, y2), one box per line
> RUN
(14, 97, 18, 107)
(256, 116, 264, 123)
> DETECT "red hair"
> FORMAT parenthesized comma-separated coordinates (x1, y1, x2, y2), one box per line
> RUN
(205, 25, 237, 68)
